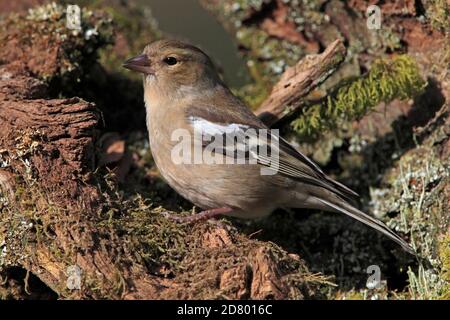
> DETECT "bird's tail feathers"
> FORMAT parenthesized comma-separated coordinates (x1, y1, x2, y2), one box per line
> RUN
(312, 196, 415, 255)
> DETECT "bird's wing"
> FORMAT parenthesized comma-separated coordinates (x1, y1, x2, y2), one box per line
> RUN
(185, 107, 359, 201)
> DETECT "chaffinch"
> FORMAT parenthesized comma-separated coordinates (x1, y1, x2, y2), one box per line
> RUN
(123, 39, 414, 254)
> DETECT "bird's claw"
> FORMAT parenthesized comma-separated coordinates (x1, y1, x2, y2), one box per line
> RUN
(161, 211, 189, 223)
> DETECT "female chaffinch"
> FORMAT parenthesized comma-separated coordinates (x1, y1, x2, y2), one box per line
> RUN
(123, 39, 414, 254)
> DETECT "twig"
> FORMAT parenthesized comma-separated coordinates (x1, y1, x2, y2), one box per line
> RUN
(255, 39, 346, 126)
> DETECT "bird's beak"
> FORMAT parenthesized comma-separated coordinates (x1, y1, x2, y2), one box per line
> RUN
(123, 54, 153, 74)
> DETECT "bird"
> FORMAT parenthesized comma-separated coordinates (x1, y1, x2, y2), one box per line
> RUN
(123, 39, 414, 254)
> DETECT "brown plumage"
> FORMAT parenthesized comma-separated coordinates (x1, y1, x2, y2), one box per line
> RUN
(123, 39, 414, 254)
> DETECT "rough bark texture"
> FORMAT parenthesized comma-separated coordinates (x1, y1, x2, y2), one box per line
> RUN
(255, 39, 346, 126)
(0, 63, 173, 299)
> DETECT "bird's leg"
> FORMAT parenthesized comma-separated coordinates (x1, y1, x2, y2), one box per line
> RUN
(162, 207, 233, 224)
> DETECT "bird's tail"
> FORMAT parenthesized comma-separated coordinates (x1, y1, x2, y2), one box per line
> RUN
(312, 196, 415, 255)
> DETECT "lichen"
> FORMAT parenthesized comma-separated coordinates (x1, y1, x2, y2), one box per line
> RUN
(378, 147, 449, 299)
(0, 131, 49, 271)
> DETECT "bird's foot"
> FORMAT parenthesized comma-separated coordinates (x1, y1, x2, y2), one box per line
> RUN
(161, 207, 232, 224)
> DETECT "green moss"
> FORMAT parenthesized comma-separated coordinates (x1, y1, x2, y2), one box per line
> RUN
(96, 190, 191, 274)
(291, 55, 427, 139)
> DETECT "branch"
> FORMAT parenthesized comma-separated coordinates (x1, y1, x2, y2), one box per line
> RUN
(255, 39, 346, 126)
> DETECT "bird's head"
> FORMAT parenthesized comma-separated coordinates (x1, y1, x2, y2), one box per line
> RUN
(123, 39, 220, 98)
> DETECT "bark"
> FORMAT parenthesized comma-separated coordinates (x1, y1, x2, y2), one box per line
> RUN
(255, 39, 346, 126)
(0, 64, 174, 299)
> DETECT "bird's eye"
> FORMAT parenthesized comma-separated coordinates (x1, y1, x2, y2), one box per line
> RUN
(163, 56, 178, 65)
